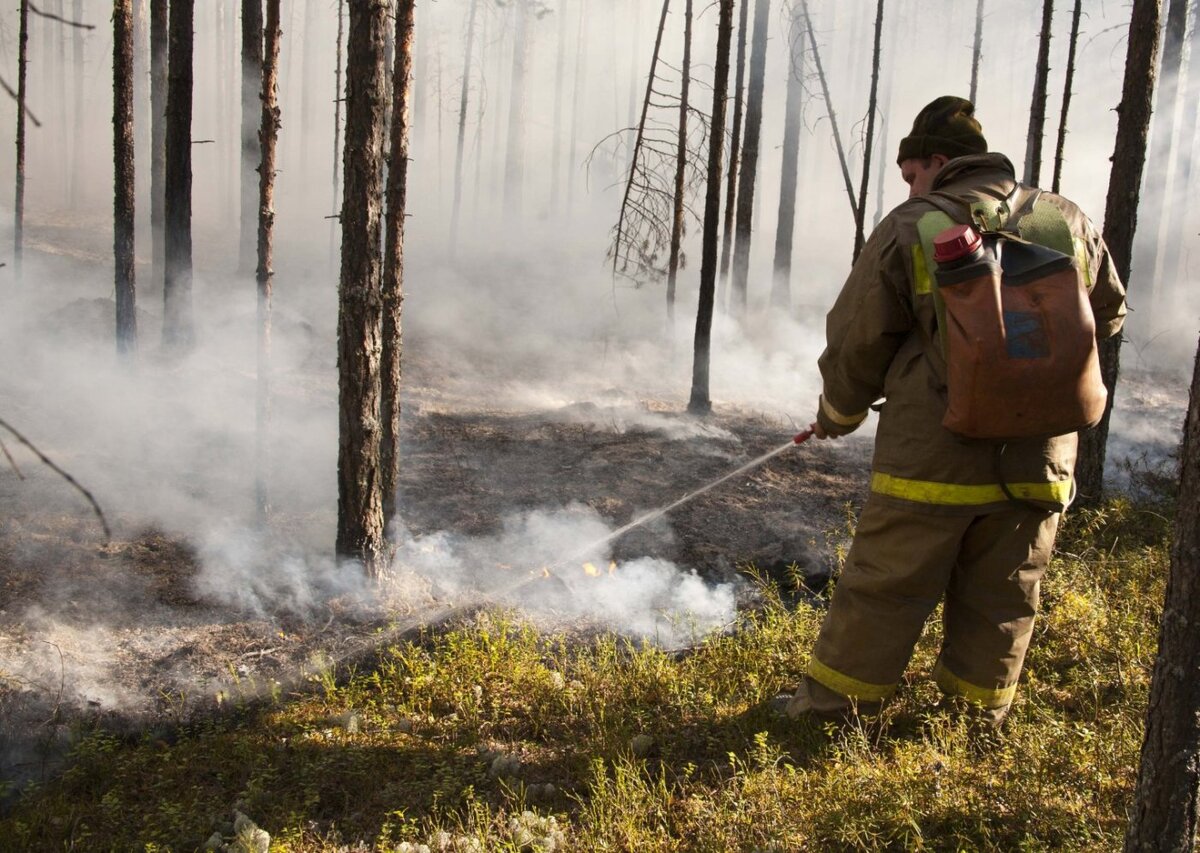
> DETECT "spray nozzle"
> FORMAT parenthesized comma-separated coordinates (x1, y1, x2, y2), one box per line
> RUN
(793, 428, 815, 445)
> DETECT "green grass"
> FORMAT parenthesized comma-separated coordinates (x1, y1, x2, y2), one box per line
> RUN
(1, 498, 1170, 852)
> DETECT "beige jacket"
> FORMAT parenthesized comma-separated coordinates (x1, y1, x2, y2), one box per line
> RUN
(816, 153, 1126, 514)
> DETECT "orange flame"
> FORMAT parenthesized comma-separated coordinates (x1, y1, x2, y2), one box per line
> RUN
(541, 567, 551, 578)
(609, 561, 618, 575)
(582, 562, 602, 577)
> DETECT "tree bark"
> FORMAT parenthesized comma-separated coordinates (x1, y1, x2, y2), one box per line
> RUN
(970, 0, 984, 104)
(1124, 333, 1200, 852)
(666, 0, 693, 324)
(717, 0, 749, 299)
(256, 0, 282, 521)
(382, 0, 414, 534)
(336, 0, 389, 570)
(450, 0, 479, 254)
(241, 0, 264, 274)
(771, 4, 804, 309)
(163, 0, 195, 352)
(150, 0, 167, 294)
(1024, 0, 1053, 186)
(1051, 0, 1081, 195)
(687, 0, 734, 415)
(14, 0, 29, 281)
(330, 0, 345, 265)
(504, 0, 530, 215)
(1075, 0, 1162, 505)
(114, 0, 138, 358)
(729, 0, 769, 316)
(852, 0, 884, 264)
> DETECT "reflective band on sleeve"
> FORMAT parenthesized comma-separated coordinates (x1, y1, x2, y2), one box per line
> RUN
(820, 395, 868, 428)
(870, 472, 1073, 506)
(808, 656, 897, 702)
(1073, 237, 1093, 290)
(934, 660, 1018, 709)
(911, 244, 932, 296)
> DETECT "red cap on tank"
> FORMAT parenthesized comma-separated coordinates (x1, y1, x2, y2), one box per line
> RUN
(932, 224, 982, 264)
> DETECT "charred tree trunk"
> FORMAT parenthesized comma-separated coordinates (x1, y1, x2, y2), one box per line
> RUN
(771, 5, 804, 309)
(1124, 333, 1200, 852)
(803, 0, 856, 222)
(687, 0, 734, 415)
(1161, 0, 1200, 288)
(450, 0, 479, 253)
(1076, 0, 1162, 504)
(729, 0, 769, 316)
(14, 0, 29, 280)
(163, 0, 195, 352)
(1051, 0, 1081, 194)
(1023, 0, 1053, 186)
(150, 0, 167, 294)
(970, 0, 983, 104)
(382, 0, 414, 532)
(717, 0, 749, 299)
(336, 0, 389, 571)
(504, 0, 530, 215)
(852, 0, 885, 264)
(114, 0, 138, 357)
(255, 0, 281, 521)
(666, 0, 693, 324)
(241, 0, 264, 274)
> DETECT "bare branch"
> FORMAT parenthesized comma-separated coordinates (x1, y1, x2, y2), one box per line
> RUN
(27, 2, 95, 30)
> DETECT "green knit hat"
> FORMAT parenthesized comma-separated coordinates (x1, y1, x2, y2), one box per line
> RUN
(896, 96, 988, 165)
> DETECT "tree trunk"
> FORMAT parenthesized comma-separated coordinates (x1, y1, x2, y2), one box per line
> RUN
(852, 0, 885, 264)
(14, 0, 29, 281)
(1124, 333, 1200, 852)
(450, 0, 479, 254)
(336, 0, 389, 571)
(1051, 0, 1081, 194)
(1023, 0, 1053, 186)
(163, 0, 195, 352)
(970, 0, 984, 104)
(771, 4, 804, 309)
(150, 0, 167, 294)
(687, 0, 734, 415)
(381, 0, 414, 534)
(114, 0, 138, 358)
(330, 0, 345, 266)
(504, 0, 530, 215)
(803, 0, 856, 222)
(1075, 0, 1162, 505)
(256, 0, 282, 521)
(1160, 0, 1200, 290)
(241, 0, 264, 274)
(717, 0, 749, 300)
(729, 0, 769, 316)
(666, 0, 693, 324)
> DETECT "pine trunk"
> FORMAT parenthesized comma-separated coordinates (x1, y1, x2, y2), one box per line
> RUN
(771, 5, 804, 309)
(450, 0, 479, 253)
(114, 0, 138, 357)
(729, 0, 769, 315)
(970, 0, 983, 104)
(1051, 0, 1081, 194)
(163, 0, 195, 352)
(330, 0, 345, 265)
(382, 0, 414, 533)
(1023, 0, 1053, 186)
(14, 0, 29, 280)
(852, 0, 885, 264)
(1075, 0, 1162, 504)
(666, 0, 693, 324)
(687, 0, 734, 415)
(150, 0, 167, 293)
(336, 0, 389, 570)
(1124, 333, 1200, 851)
(717, 0, 749, 296)
(241, 0, 264, 274)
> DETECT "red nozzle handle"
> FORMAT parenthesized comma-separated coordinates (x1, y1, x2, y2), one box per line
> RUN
(793, 428, 815, 445)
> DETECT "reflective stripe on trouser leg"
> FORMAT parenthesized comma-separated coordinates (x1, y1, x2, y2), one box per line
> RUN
(804, 498, 976, 714)
(934, 506, 1060, 709)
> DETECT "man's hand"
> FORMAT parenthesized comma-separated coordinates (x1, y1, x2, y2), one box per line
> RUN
(811, 420, 833, 440)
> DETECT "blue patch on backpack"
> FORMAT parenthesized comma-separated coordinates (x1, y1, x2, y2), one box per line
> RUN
(1004, 311, 1050, 359)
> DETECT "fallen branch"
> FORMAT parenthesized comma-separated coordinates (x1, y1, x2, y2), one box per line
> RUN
(0, 416, 112, 540)
(27, 2, 95, 30)
(0, 436, 25, 479)
(0, 75, 43, 127)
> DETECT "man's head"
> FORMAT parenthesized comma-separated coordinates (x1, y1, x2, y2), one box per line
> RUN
(897, 96, 987, 197)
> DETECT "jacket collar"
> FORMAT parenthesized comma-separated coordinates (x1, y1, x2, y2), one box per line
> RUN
(931, 152, 1017, 192)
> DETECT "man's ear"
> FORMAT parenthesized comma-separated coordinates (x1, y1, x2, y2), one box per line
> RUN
(931, 153, 950, 169)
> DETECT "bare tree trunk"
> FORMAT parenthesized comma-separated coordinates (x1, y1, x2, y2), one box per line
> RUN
(14, 0, 29, 281)
(1124, 332, 1200, 852)
(504, 0, 530, 215)
(666, 0, 693, 324)
(852, 0, 884, 264)
(255, 0, 281, 521)
(970, 0, 983, 104)
(240, 0, 264, 274)
(771, 5, 803, 309)
(114, 0, 138, 358)
(382, 0, 414, 532)
(163, 0, 195, 352)
(803, 0, 856, 222)
(151, 0, 167, 294)
(717, 0, 749, 301)
(1076, 0, 1162, 505)
(450, 0, 479, 254)
(330, 0, 345, 266)
(687, 0, 734, 416)
(1023, 0, 1053, 186)
(1161, 0, 1200, 290)
(1051, 0, 1081, 194)
(336, 0, 389, 571)
(729, 0, 769, 316)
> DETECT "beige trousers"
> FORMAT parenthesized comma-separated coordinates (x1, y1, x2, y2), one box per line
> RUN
(803, 496, 1060, 722)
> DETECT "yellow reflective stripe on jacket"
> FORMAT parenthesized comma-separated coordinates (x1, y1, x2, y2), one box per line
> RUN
(911, 244, 932, 295)
(870, 472, 1073, 506)
(820, 395, 868, 428)
(934, 660, 1018, 709)
(1073, 236, 1093, 289)
(808, 656, 896, 702)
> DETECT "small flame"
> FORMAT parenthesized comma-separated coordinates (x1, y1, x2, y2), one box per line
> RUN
(609, 560, 618, 575)
(582, 562, 602, 577)
(541, 567, 551, 578)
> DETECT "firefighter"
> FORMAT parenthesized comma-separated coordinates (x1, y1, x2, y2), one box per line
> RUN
(774, 96, 1126, 725)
